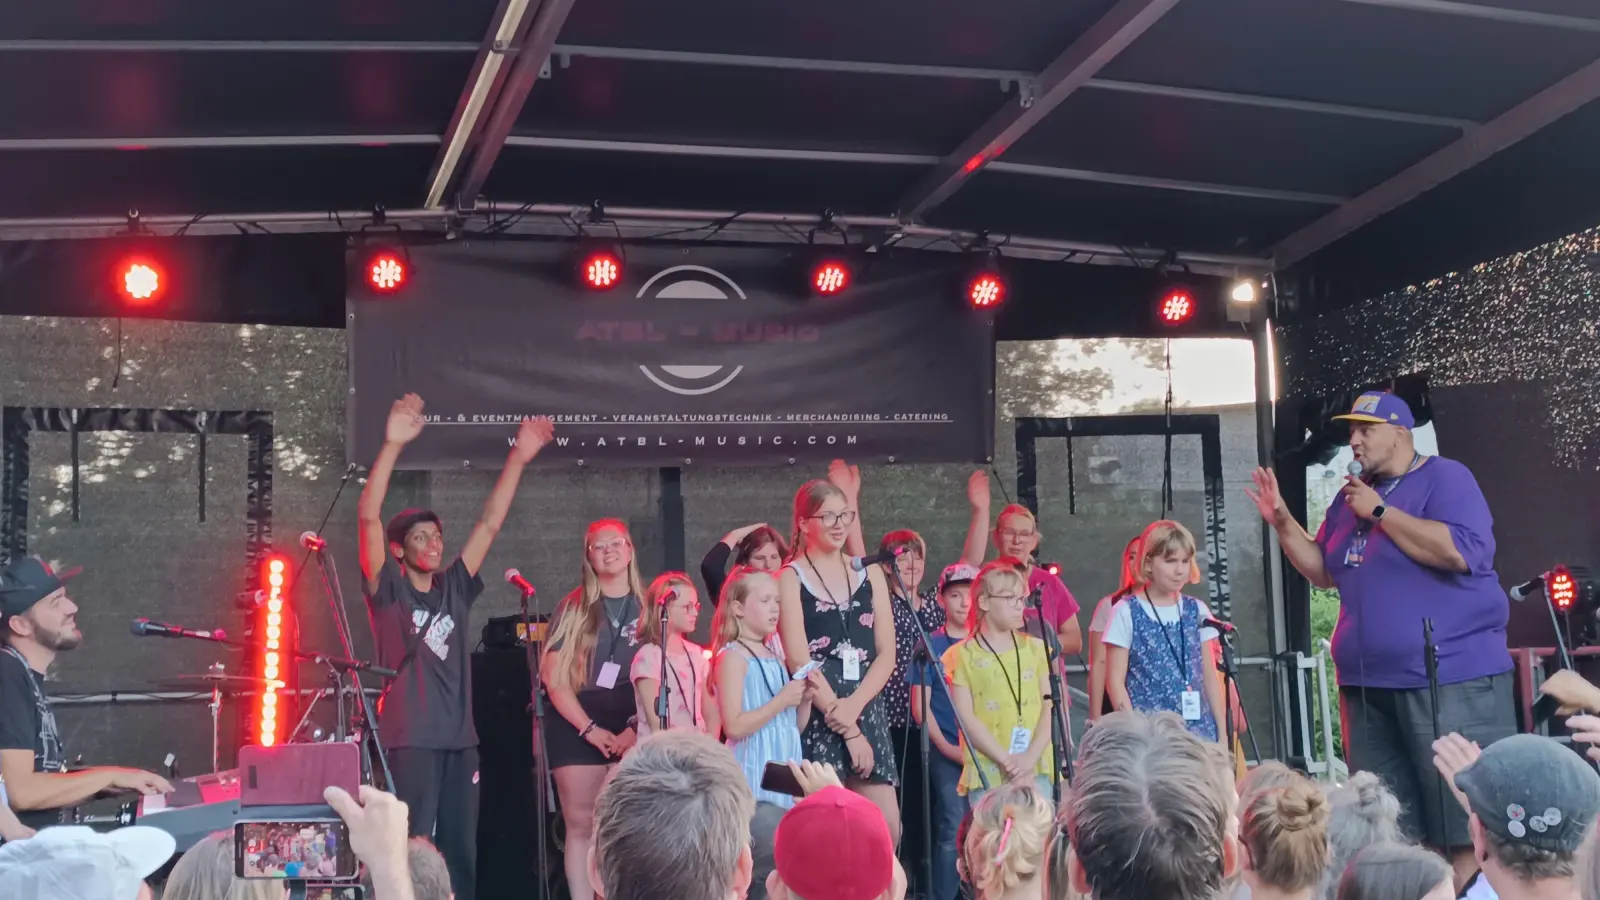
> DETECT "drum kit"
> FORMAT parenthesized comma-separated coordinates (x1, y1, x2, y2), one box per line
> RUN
(158, 662, 278, 775)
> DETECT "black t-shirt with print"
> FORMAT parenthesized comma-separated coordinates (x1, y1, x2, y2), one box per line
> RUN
(0, 650, 66, 828)
(365, 557, 484, 750)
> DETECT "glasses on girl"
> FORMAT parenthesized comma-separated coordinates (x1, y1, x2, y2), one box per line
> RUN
(589, 538, 628, 554)
(807, 510, 858, 528)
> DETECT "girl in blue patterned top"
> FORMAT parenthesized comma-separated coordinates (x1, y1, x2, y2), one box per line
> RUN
(1103, 519, 1226, 743)
(712, 566, 816, 808)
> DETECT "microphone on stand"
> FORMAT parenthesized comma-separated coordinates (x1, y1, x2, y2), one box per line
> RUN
(1201, 616, 1237, 634)
(850, 546, 906, 572)
(1509, 575, 1545, 603)
(505, 569, 536, 598)
(656, 588, 678, 726)
(131, 618, 226, 641)
(299, 531, 328, 552)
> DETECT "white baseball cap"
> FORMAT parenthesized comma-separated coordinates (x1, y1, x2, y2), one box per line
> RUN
(0, 825, 176, 900)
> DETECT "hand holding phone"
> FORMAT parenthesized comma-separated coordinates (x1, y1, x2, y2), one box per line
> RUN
(792, 660, 823, 681)
(235, 820, 357, 880)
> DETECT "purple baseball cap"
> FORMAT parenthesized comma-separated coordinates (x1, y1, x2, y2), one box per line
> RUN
(1332, 391, 1414, 429)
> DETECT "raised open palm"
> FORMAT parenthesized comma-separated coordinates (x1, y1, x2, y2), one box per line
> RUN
(1244, 467, 1284, 524)
(385, 394, 426, 445)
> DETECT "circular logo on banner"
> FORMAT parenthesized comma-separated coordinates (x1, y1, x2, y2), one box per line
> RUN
(635, 265, 746, 396)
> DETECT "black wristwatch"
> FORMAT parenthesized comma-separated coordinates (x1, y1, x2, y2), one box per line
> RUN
(1371, 504, 1388, 521)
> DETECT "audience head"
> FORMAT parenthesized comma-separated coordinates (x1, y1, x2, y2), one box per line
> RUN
(788, 479, 850, 559)
(771, 787, 896, 900)
(964, 780, 1055, 899)
(1238, 761, 1302, 798)
(1453, 734, 1600, 891)
(0, 824, 174, 900)
(750, 802, 788, 900)
(1065, 711, 1238, 900)
(638, 571, 700, 644)
(1240, 774, 1330, 896)
(405, 837, 453, 900)
(1336, 843, 1452, 900)
(162, 832, 281, 900)
(0, 557, 83, 653)
(968, 558, 1029, 633)
(1321, 773, 1403, 900)
(591, 730, 756, 900)
(735, 526, 789, 571)
(712, 566, 782, 649)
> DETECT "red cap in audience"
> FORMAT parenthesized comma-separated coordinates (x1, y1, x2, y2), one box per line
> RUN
(774, 787, 894, 900)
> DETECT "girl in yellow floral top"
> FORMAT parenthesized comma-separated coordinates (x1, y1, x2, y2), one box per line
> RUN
(943, 558, 1056, 808)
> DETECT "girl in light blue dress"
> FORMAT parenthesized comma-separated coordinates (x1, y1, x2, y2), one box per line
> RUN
(712, 566, 816, 808)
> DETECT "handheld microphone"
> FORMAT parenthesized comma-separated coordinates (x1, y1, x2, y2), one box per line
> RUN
(131, 618, 226, 641)
(850, 546, 906, 572)
(505, 569, 536, 597)
(1346, 460, 1366, 482)
(1201, 616, 1237, 634)
(1509, 575, 1544, 603)
(299, 531, 327, 552)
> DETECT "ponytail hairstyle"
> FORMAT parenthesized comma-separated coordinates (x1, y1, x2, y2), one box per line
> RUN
(547, 518, 647, 689)
(1241, 775, 1331, 893)
(964, 780, 1054, 899)
(1136, 519, 1203, 586)
(967, 557, 1029, 633)
(733, 526, 789, 566)
(787, 479, 846, 562)
(636, 571, 695, 646)
(710, 566, 776, 653)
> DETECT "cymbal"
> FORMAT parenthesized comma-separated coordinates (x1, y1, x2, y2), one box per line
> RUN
(160, 673, 276, 689)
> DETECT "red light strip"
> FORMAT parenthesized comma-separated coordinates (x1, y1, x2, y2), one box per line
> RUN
(256, 557, 289, 746)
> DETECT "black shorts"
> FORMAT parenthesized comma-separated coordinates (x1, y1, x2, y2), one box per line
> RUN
(1340, 672, 1516, 848)
(545, 684, 633, 770)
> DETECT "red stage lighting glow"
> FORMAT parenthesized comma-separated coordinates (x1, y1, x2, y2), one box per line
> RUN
(1160, 289, 1195, 325)
(118, 258, 164, 304)
(812, 261, 850, 295)
(1549, 566, 1577, 611)
(256, 555, 290, 747)
(368, 253, 407, 293)
(582, 252, 622, 290)
(968, 273, 1005, 309)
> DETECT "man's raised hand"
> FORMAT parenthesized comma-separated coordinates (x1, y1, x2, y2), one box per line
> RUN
(385, 394, 426, 445)
(511, 416, 556, 464)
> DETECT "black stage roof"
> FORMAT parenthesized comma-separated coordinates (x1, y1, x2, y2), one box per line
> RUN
(1, 0, 1597, 317)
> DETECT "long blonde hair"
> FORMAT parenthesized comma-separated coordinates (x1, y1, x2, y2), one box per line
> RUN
(547, 518, 647, 689)
(637, 571, 694, 645)
(787, 479, 846, 561)
(967, 557, 1029, 632)
(710, 565, 776, 653)
(965, 780, 1055, 899)
(164, 832, 281, 900)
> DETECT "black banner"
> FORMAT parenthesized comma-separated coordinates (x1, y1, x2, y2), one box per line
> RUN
(347, 243, 995, 469)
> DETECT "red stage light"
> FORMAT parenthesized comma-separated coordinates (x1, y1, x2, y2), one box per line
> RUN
(582, 252, 622, 290)
(812, 261, 851, 295)
(1160, 289, 1195, 325)
(256, 555, 290, 746)
(968, 273, 1006, 309)
(117, 257, 164, 304)
(1549, 566, 1578, 611)
(367, 253, 407, 293)
(1045, 563, 1062, 577)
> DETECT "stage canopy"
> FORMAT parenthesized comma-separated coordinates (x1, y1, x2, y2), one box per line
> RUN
(1, 0, 1598, 313)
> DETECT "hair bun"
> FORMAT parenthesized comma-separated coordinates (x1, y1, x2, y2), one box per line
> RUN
(1275, 783, 1330, 831)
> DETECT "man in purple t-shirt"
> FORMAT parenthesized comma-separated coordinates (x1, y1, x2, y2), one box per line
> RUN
(1248, 391, 1513, 885)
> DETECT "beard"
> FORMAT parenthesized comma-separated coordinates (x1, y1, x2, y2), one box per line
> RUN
(40, 624, 82, 651)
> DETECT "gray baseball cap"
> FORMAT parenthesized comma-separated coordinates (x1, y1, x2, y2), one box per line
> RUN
(1454, 734, 1600, 854)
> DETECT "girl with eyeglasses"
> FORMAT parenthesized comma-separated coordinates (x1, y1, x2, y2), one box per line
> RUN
(631, 572, 719, 738)
(777, 477, 902, 844)
(541, 518, 648, 900)
(945, 559, 1056, 809)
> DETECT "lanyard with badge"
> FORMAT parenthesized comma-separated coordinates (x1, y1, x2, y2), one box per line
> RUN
(1147, 595, 1204, 723)
(978, 632, 1033, 755)
(595, 596, 633, 690)
(1344, 452, 1422, 568)
(806, 554, 863, 683)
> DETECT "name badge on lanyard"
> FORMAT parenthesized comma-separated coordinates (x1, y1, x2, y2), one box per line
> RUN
(840, 643, 861, 682)
(1181, 690, 1203, 722)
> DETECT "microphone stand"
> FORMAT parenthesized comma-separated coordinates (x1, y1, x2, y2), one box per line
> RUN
(885, 566, 988, 900)
(1423, 618, 1449, 851)
(1026, 585, 1073, 800)
(308, 543, 394, 792)
(1216, 625, 1240, 767)
(516, 582, 552, 900)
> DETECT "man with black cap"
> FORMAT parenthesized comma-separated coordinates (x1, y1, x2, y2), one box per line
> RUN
(358, 392, 554, 900)
(1434, 732, 1599, 900)
(0, 558, 172, 832)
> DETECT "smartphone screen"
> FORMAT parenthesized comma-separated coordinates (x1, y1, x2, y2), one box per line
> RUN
(234, 820, 358, 879)
(760, 761, 805, 797)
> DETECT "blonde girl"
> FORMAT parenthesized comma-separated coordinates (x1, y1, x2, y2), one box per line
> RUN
(962, 779, 1056, 900)
(1086, 535, 1143, 722)
(541, 518, 647, 900)
(631, 572, 718, 738)
(777, 478, 902, 843)
(1240, 774, 1332, 900)
(713, 566, 815, 808)
(944, 559, 1056, 808)
(1103, 520, 1226, 743)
